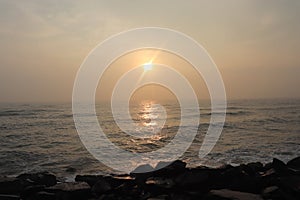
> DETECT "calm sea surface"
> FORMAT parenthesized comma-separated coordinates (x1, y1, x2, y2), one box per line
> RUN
(0, 99, 299, 179)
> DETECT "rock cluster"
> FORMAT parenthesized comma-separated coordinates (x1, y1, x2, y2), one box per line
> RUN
(0, 157, 299, 200)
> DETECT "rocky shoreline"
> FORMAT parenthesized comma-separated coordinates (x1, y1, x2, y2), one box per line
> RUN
(0, 157, 299, 200)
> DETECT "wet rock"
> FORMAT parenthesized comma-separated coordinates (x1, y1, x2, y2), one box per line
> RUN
(17, 172, 56, 187)
(0, 176, 23, 194)
(46, 182, 91, 200)
(287, 157, 300, 171)
(205, 189, 263, 200)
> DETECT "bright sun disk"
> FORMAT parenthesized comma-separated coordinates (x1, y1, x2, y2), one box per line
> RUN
(143, 62, 153, 71)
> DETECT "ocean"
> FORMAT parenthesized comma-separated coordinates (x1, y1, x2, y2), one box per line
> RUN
(0, 99, 299, 179)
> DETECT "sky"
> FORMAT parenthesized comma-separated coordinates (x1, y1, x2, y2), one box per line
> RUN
(0, 0, 299, 103)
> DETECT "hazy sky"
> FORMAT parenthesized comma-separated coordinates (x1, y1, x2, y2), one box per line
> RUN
(0, 0, 299, 102)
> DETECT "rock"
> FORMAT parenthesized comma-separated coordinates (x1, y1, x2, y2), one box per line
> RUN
(46, 182, 91, 200)
(0, 176, 23, 194)
(154, 160, 187, 177)
(105, 175, 135, 189)
(174, 169, 209, 190)
(131, 164, 155, 174)
(205, 189, 263, 200)
(147, 194, 168, 200)
(91, 178, 112, 196)
(75, 175, 101, 187)
(20, 185, 45, 199)
(279, 176, 300, 197)
(261, 186, 280, 199)
(17, 172, 56, 187)
(272, 158, 288, 174)
(245, 162, 264, 175)
(35, 191, 56, 200)
(0, 194, 20, 200)
(287, 157, 300, 170)
(144, 177, 175, 195)
(219, 166, 262, 193)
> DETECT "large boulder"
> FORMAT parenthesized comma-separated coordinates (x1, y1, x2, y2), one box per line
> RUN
(0, 176, 23, 194)
(287, 157, 300, 171)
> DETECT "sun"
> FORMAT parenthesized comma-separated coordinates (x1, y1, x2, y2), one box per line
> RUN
(143, 62, 153, 72)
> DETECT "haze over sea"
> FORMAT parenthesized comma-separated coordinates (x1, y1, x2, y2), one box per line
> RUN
(0, 99, 299, 179)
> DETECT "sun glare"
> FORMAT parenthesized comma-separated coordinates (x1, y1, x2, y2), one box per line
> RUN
(143, 62, 153, 72)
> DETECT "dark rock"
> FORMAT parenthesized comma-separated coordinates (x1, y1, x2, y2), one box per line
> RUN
(174, 169, 209, 190)
(246, 162, 264, 174)
(75, 175, 104, 187)
(0, 176, 23, 194)
(272, 158, 288, 174)
(147, 194, 168, 200)
(17, 172, 56, 187)
(35, 191, 56, 200)
(219, 166, 262, 193)
(261, 186, 280, 199)
(46, 182, 91, 200)
(153, 160, 187, 178)
(0, 194, 20, 200)
(20, 185, 45, 199)
(205, 189, 263, 200)
(287, 157, 300, 170)
(105, 175, 135, 189)
(131, 164, 154, 174)
(91, 178, 112, 196)
(143, 177, 174, 196)
(279, 176, 300, 198)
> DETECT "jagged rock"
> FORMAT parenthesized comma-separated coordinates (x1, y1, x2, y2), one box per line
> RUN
(205, 189, 263, 200)
(0, 176, 23, 194)
(46, 182, 91, 200)
(17, 172, 56, 187)
(287, 157, 300, 170)
(272, 158, 288, 174)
